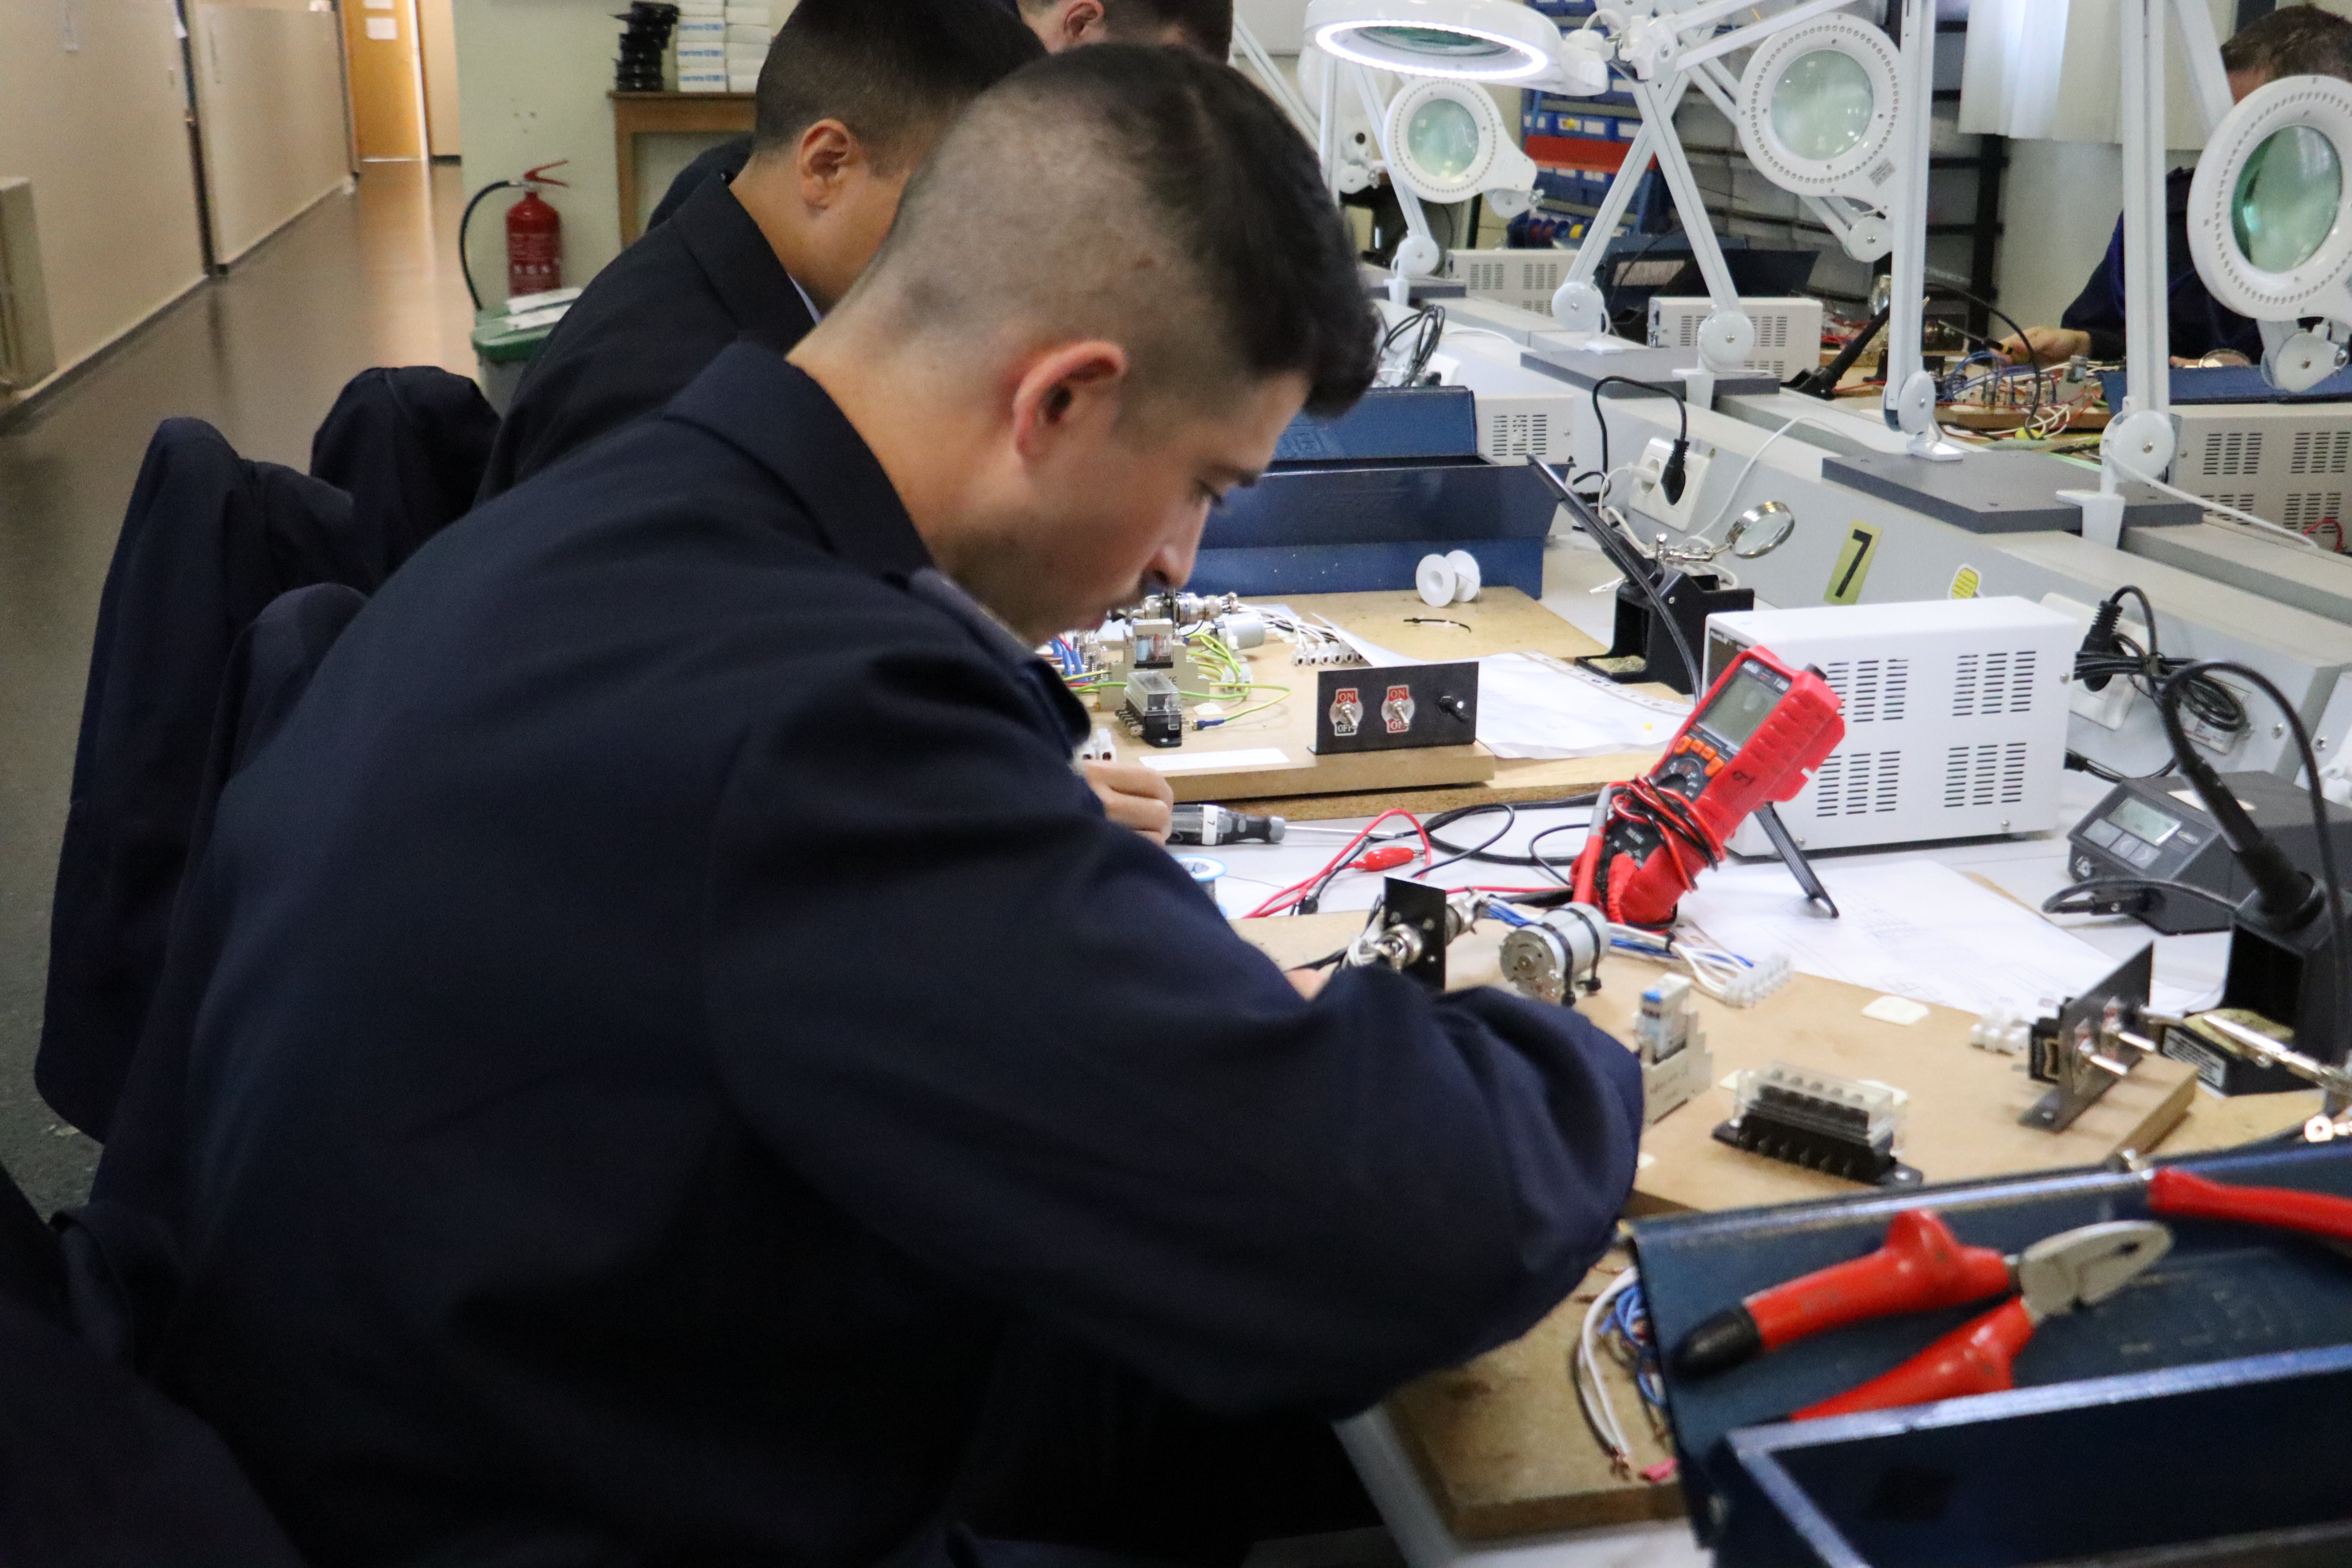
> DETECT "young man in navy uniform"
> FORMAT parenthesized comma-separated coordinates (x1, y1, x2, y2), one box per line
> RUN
(152, 47, 1645, 1568)
(477, 0, 1043, 503)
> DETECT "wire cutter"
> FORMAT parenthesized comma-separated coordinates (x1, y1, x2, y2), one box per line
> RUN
(1670, 1210, 2171, 1421)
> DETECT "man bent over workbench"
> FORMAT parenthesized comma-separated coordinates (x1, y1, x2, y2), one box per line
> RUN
(140, 45, 1644, 1568)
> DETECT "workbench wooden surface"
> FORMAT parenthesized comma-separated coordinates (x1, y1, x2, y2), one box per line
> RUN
(1078, 588, 1669, 817)
(1235, 913, 2319, 1538)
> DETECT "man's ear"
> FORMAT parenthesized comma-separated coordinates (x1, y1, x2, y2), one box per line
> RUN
(795, 120, 864, 210)
(1010, 341, 1131, 460)
(1058, 0, 1108, 46)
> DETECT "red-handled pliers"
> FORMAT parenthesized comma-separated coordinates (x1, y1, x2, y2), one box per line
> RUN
(2137, 1165, 2352, 1244)
(1669, 1212, 2171, 1420)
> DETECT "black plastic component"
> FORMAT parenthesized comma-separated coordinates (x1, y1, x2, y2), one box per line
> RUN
(1309, 662, 1479, 755)
(2065, 772, 2352, 937)
(1380, 878, 1453, 992)
(1711, 1097, 1923, 1190)
(1577, 570, 1752, 695)
(1673, 1304, 1763, 1379)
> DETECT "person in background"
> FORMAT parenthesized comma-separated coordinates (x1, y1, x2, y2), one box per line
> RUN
(1998, 5, 2352, 368)
(644, 0, 1234, 232)
(1016, 0, 1232, 54)
(479, 0, 1038, 501)
(149, 45, 1642, 1568)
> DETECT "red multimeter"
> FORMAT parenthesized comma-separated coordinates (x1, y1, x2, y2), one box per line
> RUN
(1572, 647, 1844, 928)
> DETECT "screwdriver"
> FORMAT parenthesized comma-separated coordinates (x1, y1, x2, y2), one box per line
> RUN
(1169, 804, 1286, 847)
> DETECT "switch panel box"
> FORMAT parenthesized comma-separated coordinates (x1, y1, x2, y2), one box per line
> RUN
(1310, 662, 1481, 754)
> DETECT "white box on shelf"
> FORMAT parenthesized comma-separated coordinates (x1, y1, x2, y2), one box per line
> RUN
(1703, 598, 2079, 856)
(1646, 295, 1825, 382)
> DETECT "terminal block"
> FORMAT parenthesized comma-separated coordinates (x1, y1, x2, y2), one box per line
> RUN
(1120, 670, 1183, 748)
(1714, 1061, 1920, 1188)
(1633, 974, 1713, 1127)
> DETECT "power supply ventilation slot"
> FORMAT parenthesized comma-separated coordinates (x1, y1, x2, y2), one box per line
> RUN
(1754, 317, 1789, 350)
(2198, 491, 2258, 513)
(2290, 430, 2352, 476)
(1487, 411, 1551, 459)
(2280, 491, 2344, 531)
(1944, 742, 2031, 808)
(1952, 651, 2034, 717)
(1466, 261, 1506, 290)
(1813, 750, 1903, 817)
(2199, 430, 2263, 478)
(1516, 261, 1562, 291)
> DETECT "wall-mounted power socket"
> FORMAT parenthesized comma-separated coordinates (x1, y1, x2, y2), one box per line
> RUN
(2043, 591, 2145, 733)
(1627, 435, 1711, 533)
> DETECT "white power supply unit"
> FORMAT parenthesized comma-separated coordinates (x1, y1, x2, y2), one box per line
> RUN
(1704, 598, 2078, 856)
(2170, 402, 2352, 537)
(1646, 296, 1824, 383)
(1443, 247, 1570, 316)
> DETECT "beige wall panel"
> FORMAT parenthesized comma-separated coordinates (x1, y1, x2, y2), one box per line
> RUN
(455, 0, 628, 309)
(191, 0, 352, 263)
(0, 0, 207, 377)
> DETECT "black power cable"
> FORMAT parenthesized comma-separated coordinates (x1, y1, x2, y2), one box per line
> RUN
(1420, 796, 1600, 867)
(1586, 376, 1690, 499)
(2042, 876, 2243, 921)
(2070, 587, 2249, 769)
(2156, 660, 2348, 1067)
(457, 179, 523, 312)
(1529, 457, 1706, 694)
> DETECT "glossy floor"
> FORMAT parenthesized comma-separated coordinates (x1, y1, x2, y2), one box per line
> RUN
(0, 161, 473, 1216)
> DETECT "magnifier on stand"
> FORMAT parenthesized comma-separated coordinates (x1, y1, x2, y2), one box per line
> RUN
(1302, 0, 1559, 298)
(1538, 0, 1945, 439)
(2188, 74, 2352, 396)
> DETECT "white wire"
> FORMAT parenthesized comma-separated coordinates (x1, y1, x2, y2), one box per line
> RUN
(1575, 1267, 1642, 1474)
(1690, 413, 1846, 544)
(2111, 461, 2323, 552)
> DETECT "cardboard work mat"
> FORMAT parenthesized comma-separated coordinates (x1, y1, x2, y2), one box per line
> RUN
(1074, 589, 1665, 813)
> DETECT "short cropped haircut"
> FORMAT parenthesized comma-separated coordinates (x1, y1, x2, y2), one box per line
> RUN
(1040, 0, 1231, 57)
(2222, 4, 2352, 85)
(1108, 0, 1232, 56)
(853, 47, 1376, 419)
(753, 0, 1046, 165)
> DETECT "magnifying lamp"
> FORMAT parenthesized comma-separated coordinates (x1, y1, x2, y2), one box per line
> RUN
(1307, 0, 1564, 82)
(2189, 74, 2352, 393)
(1733, 13, 1902, 258)
(1383, 79, 1539, 212)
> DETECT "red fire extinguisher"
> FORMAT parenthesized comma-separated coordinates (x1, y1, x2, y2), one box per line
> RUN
(506, 161, 568, 300)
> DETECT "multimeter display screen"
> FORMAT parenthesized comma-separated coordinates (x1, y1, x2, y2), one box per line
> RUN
(1695, 666, 1780, 752)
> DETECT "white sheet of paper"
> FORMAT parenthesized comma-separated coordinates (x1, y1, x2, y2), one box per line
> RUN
(1141, 747, 1288, 773)
(1679, 858, 2201, 1020)
(1474, 651, 1685, 759)
(365, 15, 397, 37)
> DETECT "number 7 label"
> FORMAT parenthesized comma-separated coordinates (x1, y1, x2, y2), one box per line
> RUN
(1823, 521, 1882, 605)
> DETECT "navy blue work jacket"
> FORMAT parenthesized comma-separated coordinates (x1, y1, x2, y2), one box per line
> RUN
(152, 343, 1643, 1567)
(2062, 168, 2261, 363)
(475, 174, 815, 502)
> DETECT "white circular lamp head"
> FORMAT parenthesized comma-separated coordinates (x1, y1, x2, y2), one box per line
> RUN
(1381, 78, 1538, 205)
(1305, 0, 1561, 82)
(1734, 15, 1903, 205)
(2189, 76, 2352, 330)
